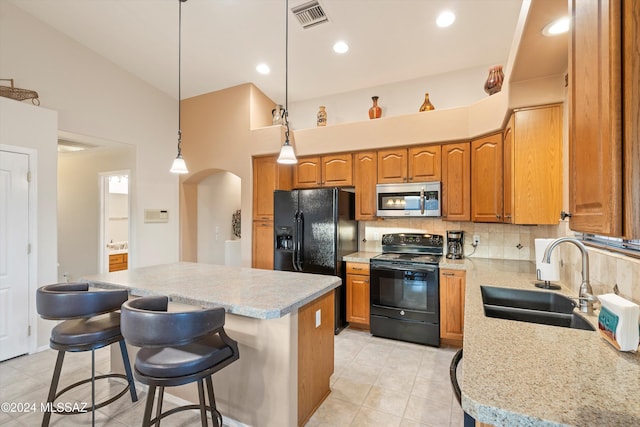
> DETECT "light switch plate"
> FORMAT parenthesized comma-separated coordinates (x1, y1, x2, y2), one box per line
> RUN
(315, 309, 321, 328)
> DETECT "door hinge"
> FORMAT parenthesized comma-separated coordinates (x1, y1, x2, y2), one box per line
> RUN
(28, 325, 31, 336)
(27, 243, 31, 254)
(27, 170, 31, 182)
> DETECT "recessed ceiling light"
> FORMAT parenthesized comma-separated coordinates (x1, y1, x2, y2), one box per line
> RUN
(256, 63, 270, 75)
(436, 10, 456, 28)
(542, 17, 570, 36)
(333, 41, 349, 54)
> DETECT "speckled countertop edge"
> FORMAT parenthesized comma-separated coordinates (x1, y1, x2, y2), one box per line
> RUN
(82, 262, 341, 320)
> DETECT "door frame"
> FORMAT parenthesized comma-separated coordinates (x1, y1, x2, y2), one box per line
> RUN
(99, 170, 131, 274)
(0, 144, 38, 355)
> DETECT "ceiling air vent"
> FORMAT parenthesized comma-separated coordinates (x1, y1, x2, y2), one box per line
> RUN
(292, 0, 328, 29)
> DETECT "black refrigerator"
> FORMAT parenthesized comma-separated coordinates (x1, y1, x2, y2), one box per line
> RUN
(274, 188, 358, 334)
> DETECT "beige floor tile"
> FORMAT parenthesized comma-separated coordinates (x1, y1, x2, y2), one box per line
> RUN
(330, 377, 373, 405)
(362, 384, 410, 417)
(351, 406, 402, 427)
(399, 418, 431, 427)
(403, 395, 452, 427)
(339, 360, 382, 385)
(305, 395, 359, 427)
(375, 368, 416, 393)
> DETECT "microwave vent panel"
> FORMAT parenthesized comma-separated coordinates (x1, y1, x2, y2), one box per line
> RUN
(292, 0, 328, 29)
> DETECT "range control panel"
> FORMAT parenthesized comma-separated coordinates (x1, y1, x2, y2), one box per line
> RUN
(380, 233, 444, 249)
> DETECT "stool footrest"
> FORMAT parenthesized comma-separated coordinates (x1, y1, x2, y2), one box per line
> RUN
(147, 404, 222, 427)
(50, 374, 133, 414)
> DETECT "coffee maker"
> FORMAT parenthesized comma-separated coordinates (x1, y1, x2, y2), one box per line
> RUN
(446, 230, 464, 259)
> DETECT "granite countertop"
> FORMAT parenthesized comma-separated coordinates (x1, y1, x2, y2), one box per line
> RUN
(343, 251, 381, 263)
(460, 258, 640, 427)
(82, 262, 341, 320)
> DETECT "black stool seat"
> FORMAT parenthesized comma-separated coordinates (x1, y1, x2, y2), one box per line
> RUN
(121, 296, 239, 427)
(36, 283, 138, 427)
(136, 335, 233, 380)
(50, 312, 122, 348)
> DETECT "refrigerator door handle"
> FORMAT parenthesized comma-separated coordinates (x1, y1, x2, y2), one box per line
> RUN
(420, 186, 425, 215)
(293, 211, 300, 271)
(297, 211, 304, 270)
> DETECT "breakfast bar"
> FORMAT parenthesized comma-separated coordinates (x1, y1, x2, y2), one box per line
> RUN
(82, 262, 340, 427)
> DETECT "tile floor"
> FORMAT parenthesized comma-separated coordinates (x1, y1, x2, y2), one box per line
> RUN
(0, 328, 464, 426)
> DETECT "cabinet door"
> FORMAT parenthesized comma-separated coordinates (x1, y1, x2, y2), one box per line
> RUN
(354, 151, 378, 220)
(408, 145, 441, 181)
(439, 269, 465, 346)
(503, 115, 514, 224)
(568, 0, 623, 235)
(253, 156, 292, 220)
(346, 274, 370, 326)
(441, 142, 470, 221)
(294, 157, 322, 188)
(322, 153, 353, 186)
(471, 133, 503, 223)
(252, 220, 274, 269)
(513, 105, 563, 225)
(377, 148, 407, 183)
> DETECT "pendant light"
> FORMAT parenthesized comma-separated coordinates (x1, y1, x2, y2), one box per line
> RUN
(277, 0, 298, 164)
(170, 0, 189, 174)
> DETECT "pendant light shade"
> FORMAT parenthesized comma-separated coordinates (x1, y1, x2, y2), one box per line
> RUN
(277, 0, 297, 165)
(170, 0, 189, 174)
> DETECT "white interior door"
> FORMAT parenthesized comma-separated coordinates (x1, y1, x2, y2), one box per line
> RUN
(0, 150, 30, 361)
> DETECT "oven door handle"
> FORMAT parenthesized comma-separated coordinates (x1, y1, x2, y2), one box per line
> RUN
(371, 263, 437, 273)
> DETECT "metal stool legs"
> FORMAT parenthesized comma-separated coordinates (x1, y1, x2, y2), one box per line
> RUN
(41, 339, 138, 427)
(141, 375, 221, 427)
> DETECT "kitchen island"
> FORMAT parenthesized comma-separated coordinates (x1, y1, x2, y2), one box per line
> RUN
(82, 262, 340, 427)
(446, 258, 640, 427)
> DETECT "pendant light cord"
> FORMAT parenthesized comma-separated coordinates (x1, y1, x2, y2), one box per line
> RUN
(284, 0, 290, 143)
(177, 0, 186, 155)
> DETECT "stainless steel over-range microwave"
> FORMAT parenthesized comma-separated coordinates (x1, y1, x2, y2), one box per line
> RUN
(376, 182, 441, 217)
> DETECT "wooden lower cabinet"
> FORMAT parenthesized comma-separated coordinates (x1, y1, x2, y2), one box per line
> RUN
(346, 262, 370, 328)
(108, 253, 128, 272)
(298, 291, 334, 426)
(252, 220, 273, 269)
(439, 269, 466, 347)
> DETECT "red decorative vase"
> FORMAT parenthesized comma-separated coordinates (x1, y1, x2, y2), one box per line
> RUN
(369, 96, 382, 119)
(484, 65, 504, 95)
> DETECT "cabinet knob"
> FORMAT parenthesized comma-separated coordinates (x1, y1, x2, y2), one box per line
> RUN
(365, 279, 369, 283)
(560, 211, 572, 220)
(496, 214, 502, 219)
(505, 215, 512, 219)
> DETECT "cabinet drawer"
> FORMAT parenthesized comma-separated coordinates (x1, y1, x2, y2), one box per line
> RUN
(109, 253, 126, 265)
(346, 262, 370, 275)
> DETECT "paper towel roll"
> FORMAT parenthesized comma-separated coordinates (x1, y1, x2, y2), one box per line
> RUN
(535, 238, 560, 282)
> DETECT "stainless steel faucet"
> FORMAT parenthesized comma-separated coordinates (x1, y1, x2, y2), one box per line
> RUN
(542, 237, 597, 314)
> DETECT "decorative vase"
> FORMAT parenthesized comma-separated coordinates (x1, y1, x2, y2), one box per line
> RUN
(317, 106, 327, 126)
(369, 96, 382, 119)
(484, 65, 504, 95)
(272, 104, 285, 125)
(419, 93, 435, 111)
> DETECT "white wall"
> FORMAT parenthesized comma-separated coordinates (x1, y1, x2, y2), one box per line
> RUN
(0, 2, 180, 274)
(0, 98, 58, 350)
(197, 172, 241, 264)
(58, 147, 134, 282)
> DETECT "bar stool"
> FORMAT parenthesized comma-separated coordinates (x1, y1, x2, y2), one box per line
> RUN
(120, 295, 239, 427)
(36, 283, 138, 427)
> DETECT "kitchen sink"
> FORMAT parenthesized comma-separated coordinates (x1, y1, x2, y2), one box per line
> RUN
(480, 286, 595, 331)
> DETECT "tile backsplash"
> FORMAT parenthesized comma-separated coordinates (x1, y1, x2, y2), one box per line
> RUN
(360, 218, 640, 304)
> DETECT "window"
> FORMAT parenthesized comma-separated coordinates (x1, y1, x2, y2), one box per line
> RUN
(577, 233, 640, 259)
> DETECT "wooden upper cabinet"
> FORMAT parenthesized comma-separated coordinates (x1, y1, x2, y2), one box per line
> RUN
(567, 0, 640, 238)
(293, 154, 353, 188)
(441, 142, 470, 221)
(377, 148, 407, 183)
(354, 151, 378, 220)
(471, 133, 503, 223)
(377, 145, 441, 183)
(510, 105, 563, 225)
(408, 145, 441, 181)
(568, 0, 622, 235)
(253, 155, 292, 220)
(322, 154, 353, 186)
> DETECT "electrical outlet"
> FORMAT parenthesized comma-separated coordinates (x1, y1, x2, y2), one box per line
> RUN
(473, 234, 480, 245)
